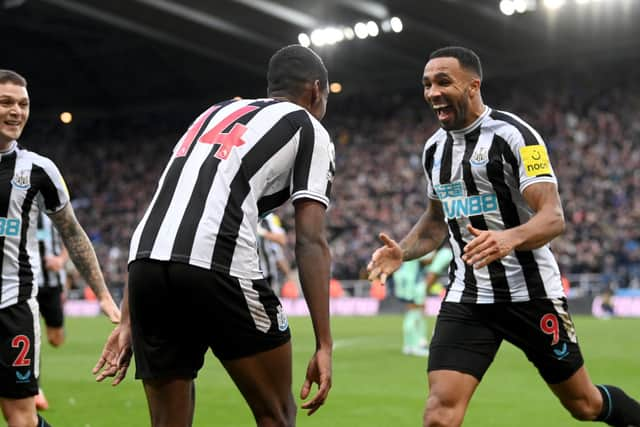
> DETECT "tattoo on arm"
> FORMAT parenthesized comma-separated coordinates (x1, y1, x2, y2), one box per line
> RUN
(49, 204, 108, 299)
(400, 201, 448, 261)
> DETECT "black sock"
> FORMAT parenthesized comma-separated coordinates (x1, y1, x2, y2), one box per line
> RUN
(596, 385, 640, 426)
(37, 414, 52, 427)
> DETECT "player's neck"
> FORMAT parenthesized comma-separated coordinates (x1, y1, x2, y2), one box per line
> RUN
(0, 140, 16, 153)
(269, 92, 309, 111)
(462, 101, 487, 128)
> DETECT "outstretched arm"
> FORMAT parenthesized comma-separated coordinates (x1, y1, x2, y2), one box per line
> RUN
(368, 200, 448, 283)
(294, 199, 332, 416)
(49, 203, 120, 323)
(398, 199, 448, 261)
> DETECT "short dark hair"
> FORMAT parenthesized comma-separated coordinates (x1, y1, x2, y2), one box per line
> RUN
(429, 46, 483, 80)
(267, 45, 328, 97)
(0, 70, 27, 87)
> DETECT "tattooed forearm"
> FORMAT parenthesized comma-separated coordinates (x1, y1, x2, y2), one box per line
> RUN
(49, 204, 109, 299)
(401, 235, 444, 262)
(399, 201, 448, 261)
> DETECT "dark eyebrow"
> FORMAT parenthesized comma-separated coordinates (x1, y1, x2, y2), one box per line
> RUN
(0, 95, 29, 103)
(433, 72, 451, 80)
(422, 71, 452, 85)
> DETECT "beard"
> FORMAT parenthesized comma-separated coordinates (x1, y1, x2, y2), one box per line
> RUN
(438, 90, 470, 131)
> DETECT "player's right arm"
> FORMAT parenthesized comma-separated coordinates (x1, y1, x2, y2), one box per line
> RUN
(368, 200, 448, 283)
(49, 204, 120, 323)
(294, 198, 332, 415)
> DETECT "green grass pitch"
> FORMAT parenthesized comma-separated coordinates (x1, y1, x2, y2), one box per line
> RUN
(37, 315, 640, 426)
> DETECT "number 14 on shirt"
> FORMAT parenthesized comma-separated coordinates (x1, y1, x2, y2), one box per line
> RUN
(175, 105, 258, 160)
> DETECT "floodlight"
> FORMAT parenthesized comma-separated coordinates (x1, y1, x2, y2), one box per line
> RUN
(343, 27, 355, 40)
(500, 0, 516, 15)
(60, 112, 73, 124)
(543, 0, 566, 9)
(513, 0, 528, 13)
(366, 21, 379, 37)
(390, 16, 403, 33)
(298, 33, 311, 47)
(354, 22, 369, 39)
(310, 29, 326, 46)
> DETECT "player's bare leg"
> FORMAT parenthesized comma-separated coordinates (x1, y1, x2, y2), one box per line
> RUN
(222, 342, 296, 427)
(143, 377, 195, 427)
(1, 396, 38, 427)
(36, 326, 64, 411)
(549, 366, 640, 425)
(548, 366, 602, 420)
(34, 388, 49, 411)
(424, 370, 479, 427)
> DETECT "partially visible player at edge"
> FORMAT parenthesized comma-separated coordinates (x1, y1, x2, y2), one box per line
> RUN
(35, 211, 70, 411)
(258, 212, 289, 294)
(367, 46, 640, 427)
(0, 69, 120, 427)
(93, 44, 334, 427)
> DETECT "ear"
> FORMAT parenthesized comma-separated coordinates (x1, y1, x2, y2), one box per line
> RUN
(469, 77, 481, 96)
(310, 79, 322, 107)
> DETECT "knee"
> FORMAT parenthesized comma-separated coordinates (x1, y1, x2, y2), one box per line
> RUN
(423, 394, 464, 427)
(6, 412, 38, 427)
(255, 396, 297, 427)
(562, 394, 601, 421)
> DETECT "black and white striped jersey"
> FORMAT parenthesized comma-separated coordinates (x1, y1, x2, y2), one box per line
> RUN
(129, 98, 335, 279)
(422, 106, 564, 303)
(37, 212, 66, 289)
(0, 142, 69, 309)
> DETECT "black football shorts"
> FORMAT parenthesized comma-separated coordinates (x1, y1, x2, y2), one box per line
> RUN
(0, 298, 40, 398)
(128, 259, 291, 380)
(428, 298, 584, 384)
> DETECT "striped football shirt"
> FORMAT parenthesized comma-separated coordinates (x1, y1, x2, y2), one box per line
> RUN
(422, 106, 564, 303)
(129, 98, 335, 280)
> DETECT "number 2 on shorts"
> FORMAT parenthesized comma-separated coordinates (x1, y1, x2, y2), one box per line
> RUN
(11, 335, 31, 367)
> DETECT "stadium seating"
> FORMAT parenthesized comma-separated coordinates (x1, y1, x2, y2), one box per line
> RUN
(21, 60, 640, 292)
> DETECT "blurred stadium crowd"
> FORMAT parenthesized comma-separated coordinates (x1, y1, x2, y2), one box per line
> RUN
(21, 58, 640, 294)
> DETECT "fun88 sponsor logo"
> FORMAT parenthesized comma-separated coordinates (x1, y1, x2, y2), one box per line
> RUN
(435, 182, 465, 199)
(435, 182, 499, 219)
(0, 218, 21, 237)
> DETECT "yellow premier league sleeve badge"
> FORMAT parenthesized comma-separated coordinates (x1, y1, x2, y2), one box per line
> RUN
(520, 145, 551, 177)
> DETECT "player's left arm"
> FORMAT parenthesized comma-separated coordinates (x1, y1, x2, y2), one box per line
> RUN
(49, 203, 120, 323)
(463, 181, 564, 268)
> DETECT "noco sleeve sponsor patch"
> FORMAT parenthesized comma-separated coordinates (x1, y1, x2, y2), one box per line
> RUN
(520, 145, 552, 177)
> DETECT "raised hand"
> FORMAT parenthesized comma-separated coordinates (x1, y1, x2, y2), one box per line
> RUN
(367, 233, 403, 284)
(462, 224, 515, 269)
